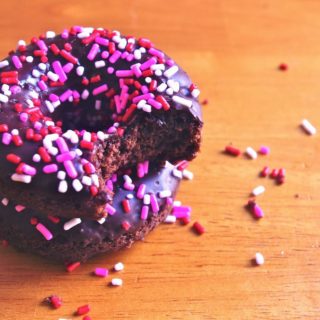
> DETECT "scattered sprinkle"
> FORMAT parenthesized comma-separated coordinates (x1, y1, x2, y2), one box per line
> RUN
(114, 262, 124, 271)
(76, 304, 90, 316)
(111, 278, 123, 286)
(66, 261, 81, 272)
(254, 252, 265, 265)
(245, 147, 258, 160)
(301, 119, 316, 135)
(251, 185, 265, 197)
(225, 145, 241, 156)
(192, 221, 205, 235)
(94, 268, 108, 277)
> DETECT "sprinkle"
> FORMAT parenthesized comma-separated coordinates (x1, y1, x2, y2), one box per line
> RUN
(93, 84, 108, 96)
(192, 221, 206, 235)
(12, 55, 22, 69)
(0, 93, 9, 103)
(252, 203, 264, 219)
(11, 173, 32, 183)
(1, 198, 9, 206)
(114, 262, 124, 271)
(115, 70, 133, 77)
(72, 179, 83, 192)
(172, 169, 183, 179)
(136, 184, 146, 199)
(66, 261, 81, 272)
(143, 194, 151, 205)
(122, 199, 131, 213)
(164, 65, 179, 78)
(87, 43, 100, 60)
(172, 95, 193, 108)
(140, 205, 149, 220)
(254, 252, 265, 265)
(278, 63, 288, 71)
(182, 169, 194, 180)
(106, 203, 116, 215)
(47, 295, 62, 309)
(95, 60, 105, 68)
(64, 160, 78, 178)
(94, 268, 108, 277)
(58, 180, 68, 193)
(164, 215, 176, 223)
(259, 146, 270, 155)
(15, 205, 25, 212)
(270, 169, 279, 179)
(172, 206, 191, 219)
(301, 119, 316, 135)
(225, 145, 241, 156)
(63, 218, 82, 231)
(0, 60, 9, 68)
(159, 190, 172, 198)
(150, 193, 159, 213)
(251, 185, 265, 196)
(36, 223, 53, 240)
(52, 60, 67, 82)
(6, 153, 21, 164)
(122, 221, 131, 230)
(111, 278, 123, 286)
(76, 304, 90, 316)
(245, 147, 258, 160)
(109, 50, 121, 64)
(57, 171, 66, 180)
(260, 166, 270, 177)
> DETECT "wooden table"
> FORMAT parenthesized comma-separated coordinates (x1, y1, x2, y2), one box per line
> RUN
(1, 0, 320, 319)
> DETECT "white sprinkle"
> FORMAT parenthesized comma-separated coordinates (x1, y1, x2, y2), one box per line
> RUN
(159, 190, 172, 198)
(112, 35, 121, 43)
(26, 56, 33, 63)
(173, 200, 182, 206)
(91, 174, 99, 187)
(38, 63, 46, 71)
(123, 175, 132, 183)
(166, 88, 174, 96)
(72, 179, 83, 192)
(0, 60, 9, 68)
(252, 185, 266, 196)
(95, 100, 101, 110)
(29, 91, 39, 99)
(164, 215, 176, 223)
(32, 69, 41, 78)
(3, 90, 11, 97)
(114, 262, 124, 271)
(1, 84, 9, 92)
(155, 69, 162, 76)
(81, 89, 89, 100)
(83, 131, 91, 142)
(0, 94, 9, 103)
(11, 173, 32, 184)
(151, 64, 165, 71)
(172, 169, 183, 179)
(142, 104, 152, 113)
(97, 131, 106, 141)
(255, 252, 265, 265)
(47, 71, 59, 82)
(1, 198, 9, 206)
(164, 65, 179, 78)
(167, 79, 179, 92)
(45, 100, 54, 113)
(245, 147, 258, 160)
(191, 88, 200, 98)
(77, 31, 91, 39)
(134, 50, 142, 60)
(137, 99, 146, 109)
(76, 66, 84, 76)
(83, 27, 94, 33)
(47, 146, 58, 156)
(18, 39, 26, 46)
(11, 129, 19, 135)
(46, 31, 56, 38)
(140, 47, 146, 53)
(182, 169, 194, 180)
(52, 100, 61, 108)
(32, 154, 41, 162)
(64, 218, 82, 231)
(118, 38, 127, 49)
(57, 171, 66, 180)
(45, 120, 55, 127)
(126, 194, 134, 199)
(82, 176, 92, 186)
(172, 95, 193, 108)
(95, 60, 106, 68)
(143, 194, 151, 205)
(301, 119, 317, 135)
(157, 83, 167, 93)
(97, 218, 106, 224)
(111, 278, 123, 286)
(58, 180, 68, 193)
(145, 77, 152, 84)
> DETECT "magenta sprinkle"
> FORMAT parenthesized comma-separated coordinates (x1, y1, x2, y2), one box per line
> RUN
(140, 57, 157, 71)
(115, 70, 134, 78)
(253, 204, 264, 219)
(93, 84, 108, 96)
(56, 137, 69, 154)
(148, 48, 165, 59)
(22, 164, 37, 176)
(49, 93, 59, 102)
(60, 89, 73, 102)
(37, 80, 48, 91)
(36, 223, 53, 241)
(2, 133, 12, 145)
(150, 193, 159, 213)
(19, 113, 28, 122)
(109, 50, 122, 64)
(56, 151, 76, 162)
(137, 163, 144, 178)
(136, 184, 146, 199)
(259, 146, 270, 155)
(43, 164, 58, 174)
(87, 43, 100, 61)
(12, 55, 22, 69)
(140, 205, 149, 220)
(131, 64, 142, 78)
(63, 62, 74, 73)
(141, 85, 149, 94)
(124, 181, 135, 191)
(94, 267, 108, 277)
(106, 203, 116, 215)
(143, 161, 149, 174)
(64, 160, 78, 178)
(132, 93, 154, 103)
(52, 60, 67, 82)
(172, 206, 191, 218)
(95, 36, 109, 46)
(36, 39, 48, 52)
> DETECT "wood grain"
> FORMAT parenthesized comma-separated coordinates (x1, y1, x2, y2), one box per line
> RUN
(1, 0, 320, 319)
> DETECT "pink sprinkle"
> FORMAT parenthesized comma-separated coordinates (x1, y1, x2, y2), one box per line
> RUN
(143, 161, 149, 174)
(150, 193, 159, 213)
(172, 206, 191, 219)
(73, 90, 80, 99)
(56, 151, 76, 162)
(19, 113, 28, 122)
(137, 163, 145, 178)
(94, 267, 108, 277)
(109, 50, 122, 64)
(64, 160, 78, 178)
(93, 84, 108, 96)
(2, 133, 12, 145)
(52, 60, 67, 82)
(166, 59, 175, 66)
(49, 93, 59, 102)
(126, 54, 134, 62)
(121, 51, 129, 59)
(115, 70, 134, 78)
(101, 51, 109, 59)
(148, 98, 162, 110)
(22, 164, 37, 176)
(130, 64, 142, 77)
(87, 43, 100, 61)
(43, 164, 58, 174)
(106, 203, 116, 215)
(37, 80, 48, 91)
(148, 48, 164, 59)
(63, 62, 74, 73)
(141, 85, 149, 94)
(140, 57, 157, 71)
(36, 223, 53, 241)
(60, 89, 73, 102)
(12, 55, 22, 69)
(61, 29, 69, 39)
(259, 146, 270, 155)
(253, 204, 264, 218)
(141, 205, 149, 220)
(136, 184, 146, 199)
(15, 205, 25, 212)
(36, 39, 48, 52)
(95, 37, 109, 46)
(56, 137, 69, 154)
(132, 93, 154, 104)
(124, 181, 135, 191)
(106, 180, 113, 191)
(107, 67, 114, 74)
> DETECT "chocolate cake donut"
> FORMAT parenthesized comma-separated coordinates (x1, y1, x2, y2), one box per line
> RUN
(0, 26, 202, 219)
(0, 162, 181, 263)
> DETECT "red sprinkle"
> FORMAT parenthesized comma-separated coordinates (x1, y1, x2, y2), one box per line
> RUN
(48, 295, 62, 309)
(80, 140, 94, 150)
(270, 169, 279, 179)
(76, 304, 90, 316)
(6, 153, 21, 164)
(66, 261, 81, 272)
(192, 221, 205, 235)
(0, 124, 8, 133)
(180, 216, 191, 225)
(122, 220, 131, 230)
(278, 63, 288, 71)
(225, 145, 241, 156)
(122, 199, 131, 213)
(260, 166, 270, 177)
(83, 316, 92, 320)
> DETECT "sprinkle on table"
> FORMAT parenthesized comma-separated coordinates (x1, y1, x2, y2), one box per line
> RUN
(111, 278, 123, 286)
(254, 252, 265, 265)
(76, 304, 90, 316)
(66, 261, 81, 272)
(278, 63, 288, 71)
(245, 147, 257, 160)
(192, 221, 205, 235)
(301, 119, 316, 135)
(225, 145, 241, 156)
(94, 267, 109, 277)
(251, 185, 265, 197)
(114, 262, 124, 272)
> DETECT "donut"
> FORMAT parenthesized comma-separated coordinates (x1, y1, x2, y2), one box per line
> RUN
(0, 162, 180, 263)
(0, 26, 202, 219)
